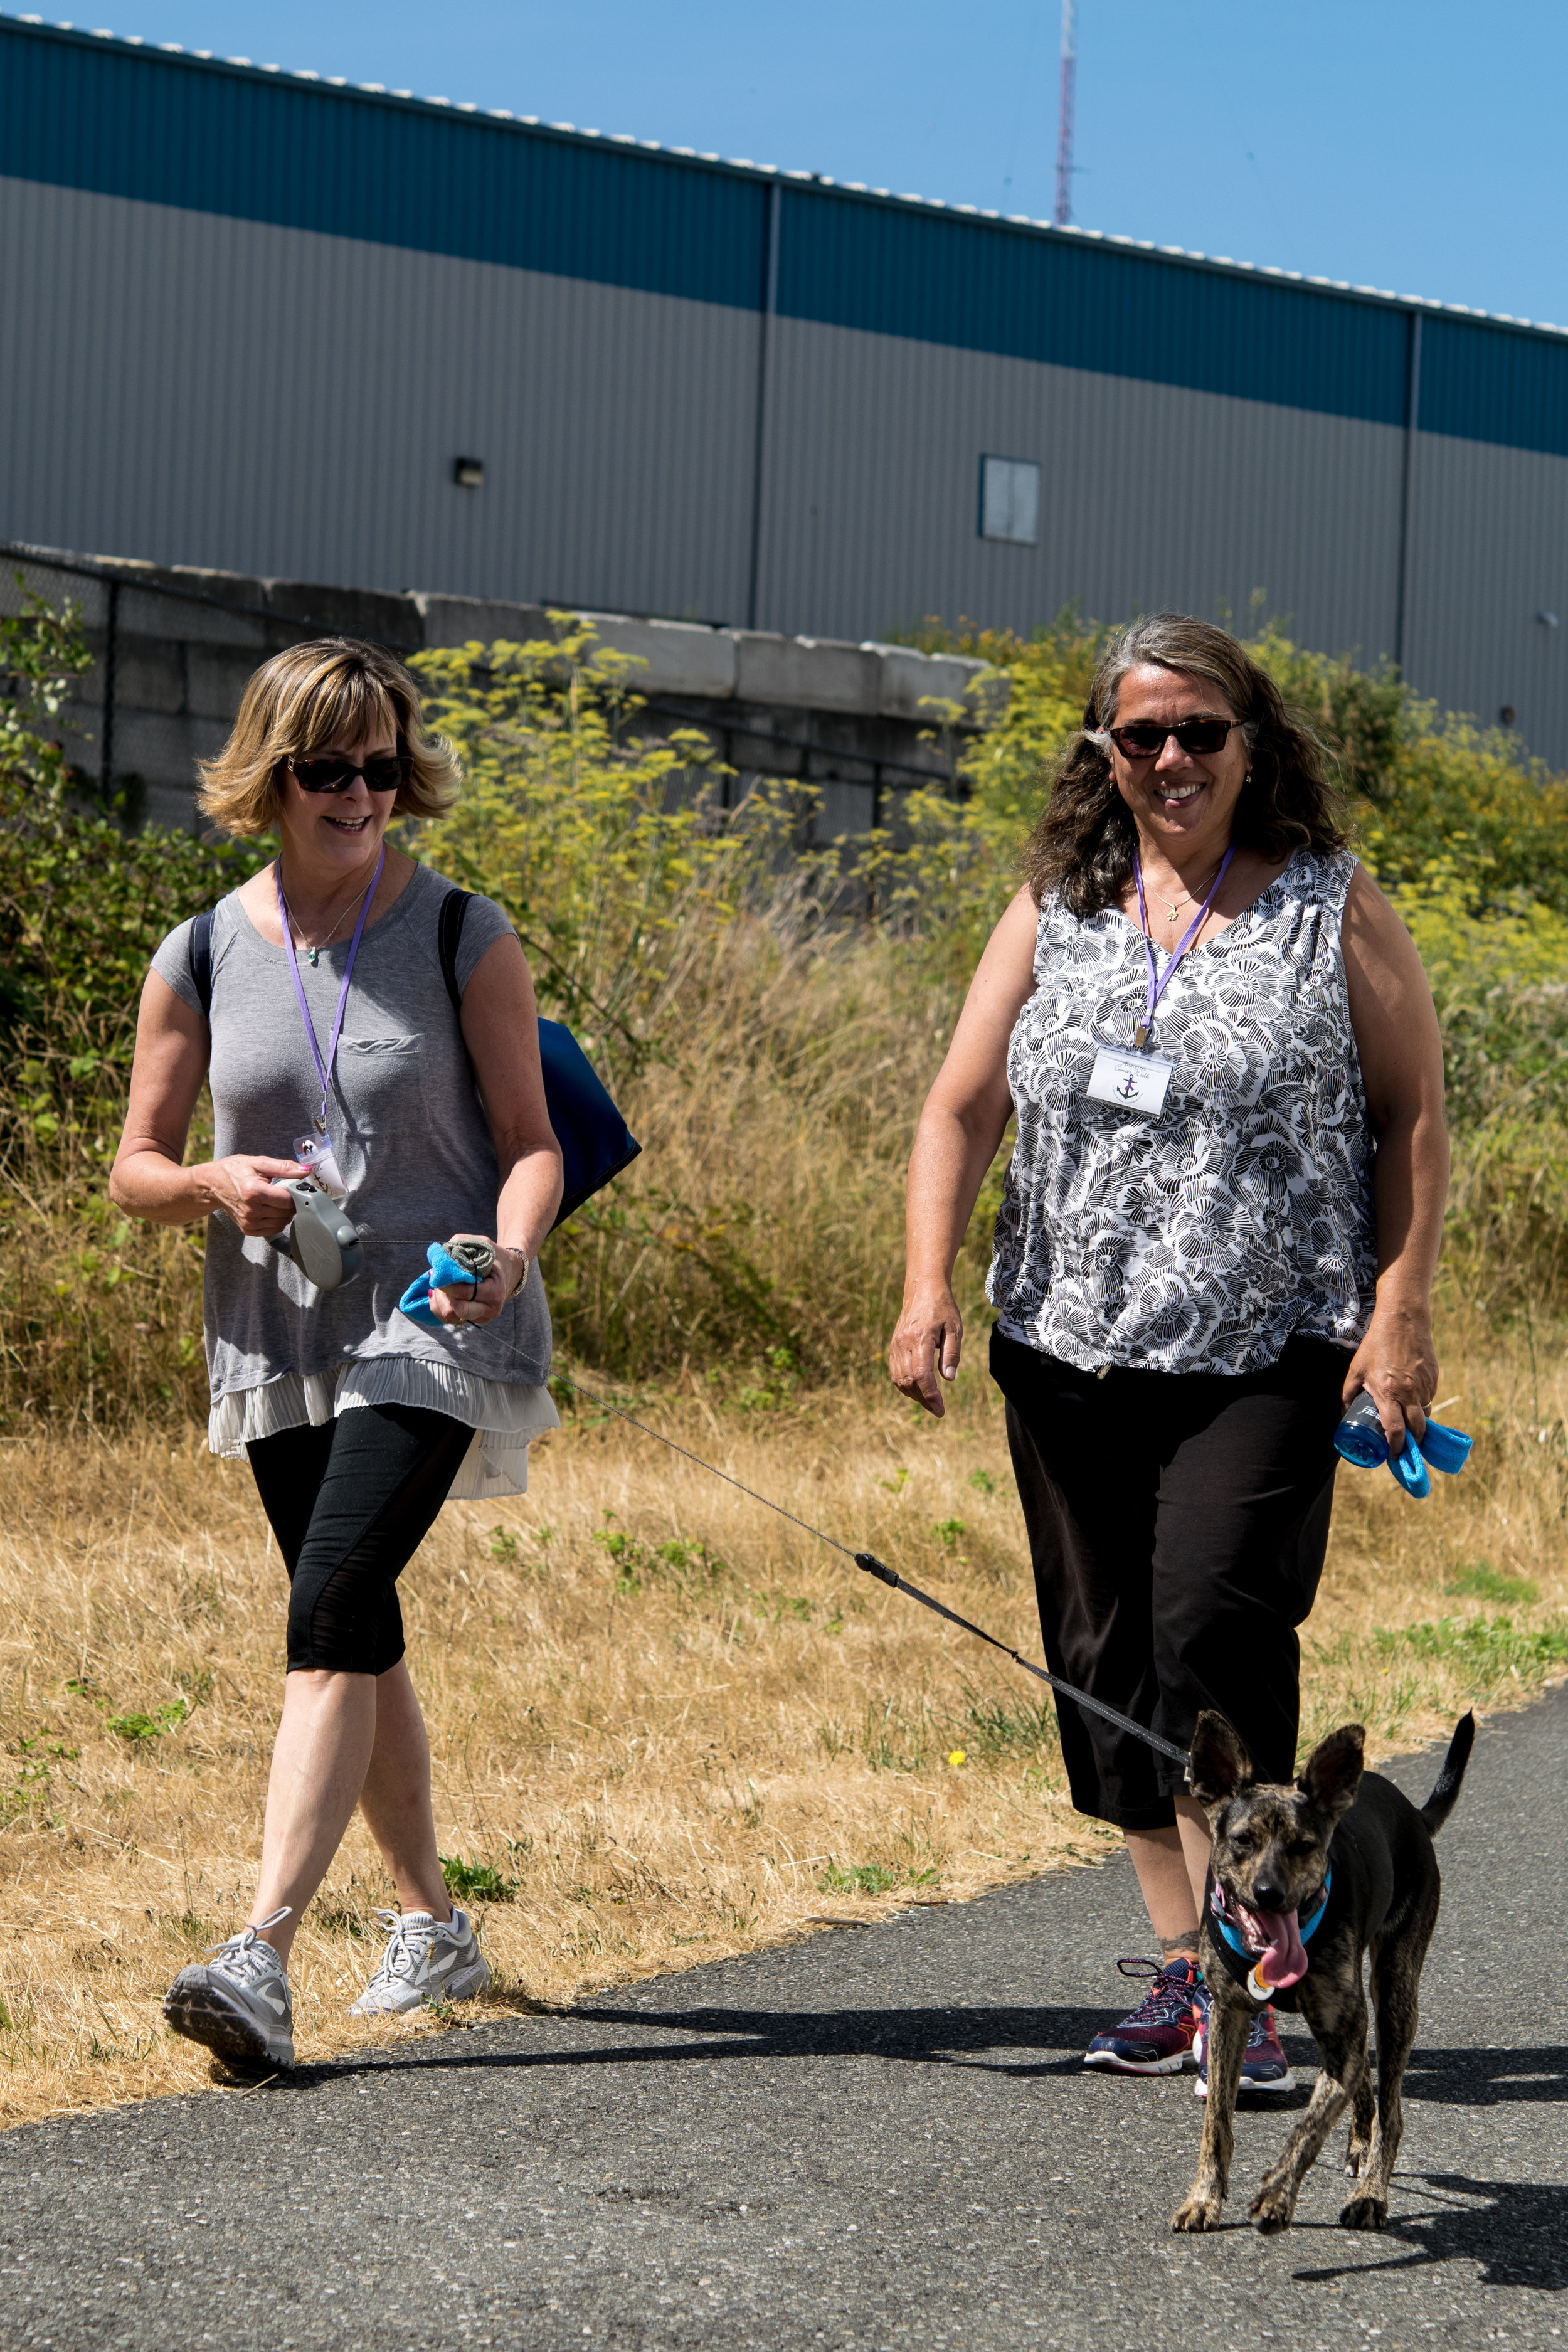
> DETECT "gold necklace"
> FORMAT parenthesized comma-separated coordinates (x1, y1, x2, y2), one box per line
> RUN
(278, 869, 376, 966)
(1158, 857, 1226, 926)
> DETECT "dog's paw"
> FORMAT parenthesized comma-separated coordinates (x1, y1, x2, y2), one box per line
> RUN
(1249, 2187, 1295, 2235)
(1171, 2195, 1222, 2234)
(1339, 2193, 1388, 2232)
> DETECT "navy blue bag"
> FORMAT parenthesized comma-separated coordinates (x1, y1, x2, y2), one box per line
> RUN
(186, 894, 642, 1232)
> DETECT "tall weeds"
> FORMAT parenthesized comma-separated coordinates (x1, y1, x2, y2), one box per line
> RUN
(1, 602, 1567, 2128)
(6, 602, 1568, 1418)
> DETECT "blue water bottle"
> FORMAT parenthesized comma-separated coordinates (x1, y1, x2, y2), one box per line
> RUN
(1332, 1391, 1473, 1500)
(1332, 1390, 1392, 1468)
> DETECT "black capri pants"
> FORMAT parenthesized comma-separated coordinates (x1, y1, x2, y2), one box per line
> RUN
(990, 1327, 1350, 1831)
(247, 1404, 475, 1676)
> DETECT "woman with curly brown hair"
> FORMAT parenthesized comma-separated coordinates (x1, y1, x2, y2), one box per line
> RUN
(110, 637, 563, 2070)
(888, 614, 1446, 2094)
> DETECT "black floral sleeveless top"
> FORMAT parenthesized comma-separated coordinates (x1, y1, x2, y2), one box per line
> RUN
(987, 848, 1377, 1374)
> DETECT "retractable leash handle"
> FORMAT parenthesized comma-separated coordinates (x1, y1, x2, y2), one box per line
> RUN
(278, 1178, 361, 1291)
(1332, 1389, 1473, 1500)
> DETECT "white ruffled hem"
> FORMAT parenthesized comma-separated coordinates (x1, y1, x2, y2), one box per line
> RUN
(208, 1357, 559, 1501)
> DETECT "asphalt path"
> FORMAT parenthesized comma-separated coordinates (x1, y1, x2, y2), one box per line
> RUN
(1, 1686, 1564, 2351)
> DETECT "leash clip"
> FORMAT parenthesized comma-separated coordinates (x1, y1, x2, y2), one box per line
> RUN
(853, 1549, 900, 1589)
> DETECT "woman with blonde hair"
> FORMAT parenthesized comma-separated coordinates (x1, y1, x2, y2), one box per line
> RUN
(111, 637, 563, 2069)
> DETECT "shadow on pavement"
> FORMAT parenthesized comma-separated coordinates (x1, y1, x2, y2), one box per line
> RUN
(283, 2008, 1565, 2117)
(281, 2001, 1115, 2092)
(1268, 2038, 1568, 2112)
(1401, 2045, 1568, 2106)
(1291, 2171, 1568, 2290)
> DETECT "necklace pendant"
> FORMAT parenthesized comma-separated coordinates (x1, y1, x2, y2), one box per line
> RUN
(306, 946, 320, 967)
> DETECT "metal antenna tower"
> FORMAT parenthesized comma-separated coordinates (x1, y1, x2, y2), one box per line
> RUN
(1055, 0, 1077, 227)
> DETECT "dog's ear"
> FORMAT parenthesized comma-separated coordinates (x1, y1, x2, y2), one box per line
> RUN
(1187, 1710, 1254, 1807)
(1298, 1721, 1365, 1818)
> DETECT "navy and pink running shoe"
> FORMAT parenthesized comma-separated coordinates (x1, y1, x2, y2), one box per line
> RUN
(1083, 1956, 1208, 2075)
(1194, 2000, 1296, 2098)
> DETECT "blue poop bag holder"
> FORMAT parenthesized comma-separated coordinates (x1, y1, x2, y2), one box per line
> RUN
(397, 1021, 642, 1326)
(400, 1240, 498, 1327)
(1333, 1389, 1473, 1500)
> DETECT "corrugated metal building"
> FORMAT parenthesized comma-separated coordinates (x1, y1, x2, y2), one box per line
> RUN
(4, 14, 1568, 758)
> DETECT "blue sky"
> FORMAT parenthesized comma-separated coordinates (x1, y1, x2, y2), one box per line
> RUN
(61, 2, 1568, 326)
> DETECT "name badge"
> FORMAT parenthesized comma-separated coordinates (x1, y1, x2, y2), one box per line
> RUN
(293, 1131, 348, 1199)
(1086, 1045, 1174, 1118)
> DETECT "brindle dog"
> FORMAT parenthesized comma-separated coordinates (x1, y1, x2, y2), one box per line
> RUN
(1172, 1707, 1475, 2237)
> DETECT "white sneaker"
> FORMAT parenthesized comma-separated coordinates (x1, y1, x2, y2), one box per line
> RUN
(163, 1907, 295, 2069)
(349, 1905, 491, 2016)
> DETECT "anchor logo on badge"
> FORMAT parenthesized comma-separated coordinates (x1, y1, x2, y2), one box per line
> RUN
(1116, 1071, 1140, 1101)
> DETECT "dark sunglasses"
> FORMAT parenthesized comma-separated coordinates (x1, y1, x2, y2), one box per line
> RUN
(287, 753, 412, 795)
(1106, 718, 1241, 760)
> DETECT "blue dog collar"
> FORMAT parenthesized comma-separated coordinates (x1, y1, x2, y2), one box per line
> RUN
(1210, 1867, 1332, 1966)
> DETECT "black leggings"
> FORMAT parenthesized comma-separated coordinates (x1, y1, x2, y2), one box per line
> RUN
(991, 1327, 1350, 1832)
(247, 1404, 474, 1677)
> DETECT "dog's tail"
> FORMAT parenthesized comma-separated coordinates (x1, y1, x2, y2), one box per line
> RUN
(1420, 1711, 1476, 1836)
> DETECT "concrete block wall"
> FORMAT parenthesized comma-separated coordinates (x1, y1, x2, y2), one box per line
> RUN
(0, 545, 995, 842)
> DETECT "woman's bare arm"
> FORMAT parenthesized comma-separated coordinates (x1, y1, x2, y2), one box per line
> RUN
(888, 886, 1041, 1416)
(430, 933, 565, 1326)
(1341, 863, 1450, 1447)
(109, 972, 304, 1234)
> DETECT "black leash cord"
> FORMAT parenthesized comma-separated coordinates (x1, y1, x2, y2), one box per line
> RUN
(549, 1367, 1191, 1772)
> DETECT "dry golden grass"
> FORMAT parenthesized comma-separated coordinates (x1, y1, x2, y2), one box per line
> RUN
(1, 1323, 1564, 2132)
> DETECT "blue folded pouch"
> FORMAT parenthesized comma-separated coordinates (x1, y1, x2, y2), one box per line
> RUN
(397, 1243, 482, 1328)
(1332, 1392, 1474, 1500)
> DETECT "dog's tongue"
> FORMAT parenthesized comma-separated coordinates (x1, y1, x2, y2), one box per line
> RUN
(1250, 1909, 1307, 1988)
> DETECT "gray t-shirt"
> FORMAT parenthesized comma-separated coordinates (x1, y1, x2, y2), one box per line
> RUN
(151, 862, 553, 1403)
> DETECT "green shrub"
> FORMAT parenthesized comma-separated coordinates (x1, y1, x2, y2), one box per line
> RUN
(818, 1859, 899, 1895)
(9, 591, 1568, 1418)
(440, 1853, 519, 1904)
(1375, 1614, 1568, 1683)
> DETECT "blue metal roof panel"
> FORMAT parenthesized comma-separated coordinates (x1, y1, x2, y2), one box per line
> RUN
(4, 14, 1567, 457)
(1419, 313, 1568, 459)
(0, 18, 768, 307)
(776, 186, 1409, 427)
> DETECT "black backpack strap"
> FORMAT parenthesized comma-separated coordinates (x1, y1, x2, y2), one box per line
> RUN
(437, 887, 472, 1013)
(188, 907, 215, 1020)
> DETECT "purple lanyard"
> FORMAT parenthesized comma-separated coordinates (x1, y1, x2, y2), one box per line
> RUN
(1131, 844, 1235, 1047)
(275, 844, 385, 1129)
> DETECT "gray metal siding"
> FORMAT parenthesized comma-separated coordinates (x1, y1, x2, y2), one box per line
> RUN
(0, 176, 763, 619)
(756, 315, 1407, 664)
(10, 170, 1568, 766)
(8, 16, 1568, 457)
(1404, 431, 1568, 754)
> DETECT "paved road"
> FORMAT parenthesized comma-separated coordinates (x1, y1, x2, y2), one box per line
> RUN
(2, 1688, 1564, 2352)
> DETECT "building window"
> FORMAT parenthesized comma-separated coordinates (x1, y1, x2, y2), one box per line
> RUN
(979, 455, 1039, 546)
